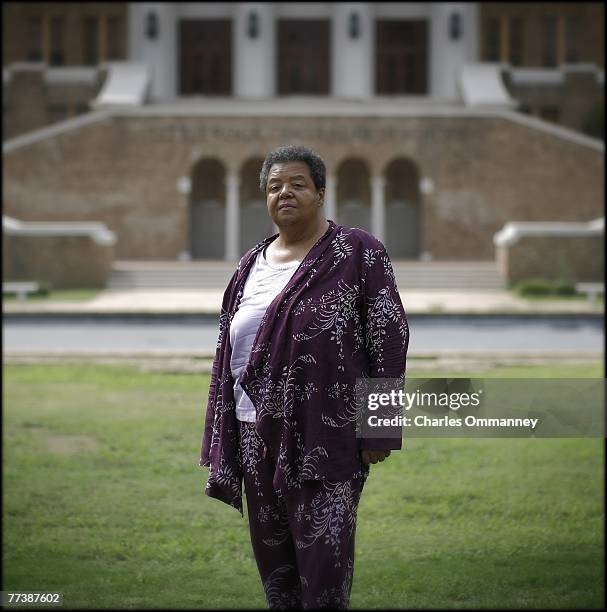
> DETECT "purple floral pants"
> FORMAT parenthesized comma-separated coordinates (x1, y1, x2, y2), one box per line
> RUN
(238, 421, 368, 610)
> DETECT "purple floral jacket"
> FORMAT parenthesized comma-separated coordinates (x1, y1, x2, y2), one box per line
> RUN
(199, 220, 409, 514)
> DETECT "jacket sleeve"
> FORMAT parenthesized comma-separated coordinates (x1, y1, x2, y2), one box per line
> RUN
(199, 268, 240, 467)
(359, 238, 410, 452)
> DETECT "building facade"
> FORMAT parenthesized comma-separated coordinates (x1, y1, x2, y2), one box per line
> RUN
(2, 3, 604, 265)
(2, 2, 128, 138)
(3, 2, 603, 138)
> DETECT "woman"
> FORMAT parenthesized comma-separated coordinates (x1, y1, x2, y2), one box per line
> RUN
(199, 144, 409, 609)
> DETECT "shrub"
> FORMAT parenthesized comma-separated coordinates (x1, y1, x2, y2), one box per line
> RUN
(552, 279, 576, 296)
(33, 281, 52, 296)
(514, 278, 554, 296)
(513, 278, 577, 297)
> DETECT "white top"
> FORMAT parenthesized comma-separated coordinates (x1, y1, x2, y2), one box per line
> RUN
(230, 247, 301, 422)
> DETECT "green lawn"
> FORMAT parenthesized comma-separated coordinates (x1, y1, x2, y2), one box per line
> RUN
(2, 362, 604, 609)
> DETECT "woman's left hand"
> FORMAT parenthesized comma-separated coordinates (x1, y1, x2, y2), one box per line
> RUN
(361, 449, 391, 465)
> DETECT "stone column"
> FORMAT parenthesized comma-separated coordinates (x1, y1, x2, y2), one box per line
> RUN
(325, 174, 337, 223)
(371, 175, 386, 242)
(234, 3, 275, 98)
(332, 3, 373, 99)
(225, 173, 240, 262)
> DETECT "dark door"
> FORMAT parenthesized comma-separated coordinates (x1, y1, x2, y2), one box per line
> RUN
(376, 20, 428, 94)
(179, 19, 232, 95)
(277, 20, 330, 95)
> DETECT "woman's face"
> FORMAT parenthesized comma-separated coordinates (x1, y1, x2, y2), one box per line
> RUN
(266, 161, 325, 228)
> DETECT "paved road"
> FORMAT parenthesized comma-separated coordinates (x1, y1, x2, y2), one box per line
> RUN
(2, 314, 604, 353)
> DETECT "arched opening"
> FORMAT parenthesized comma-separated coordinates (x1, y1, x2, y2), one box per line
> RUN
(336, 158, 371, 232)
(190, 158, 225, 259)
(385, 157, 421, 259)
(239, 157, 275, 253)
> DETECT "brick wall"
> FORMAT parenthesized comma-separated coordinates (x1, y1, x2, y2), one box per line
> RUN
(496, 234, 604, 285)
(3, 233, 114, 289)
(506, 68, 604, 135)
(479, 2, 604, 68)
(2, 112, 604, 261)
(3, 65, 104, 139)
(2, 2, 127, 67)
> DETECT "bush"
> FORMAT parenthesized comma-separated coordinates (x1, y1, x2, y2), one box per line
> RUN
(34, 281, 52, 296)
(552, 279, 577, 296)
(513, 278, 553, 296)
(513, 278, 577, 297)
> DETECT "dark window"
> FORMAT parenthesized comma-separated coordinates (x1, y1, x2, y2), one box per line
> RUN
(543, 16, 557, 67)
(518, 104, 531, 115)
(76, 103, 89, 115)
(83, 17, 98, 65)
(484, 17, 500, 61)
(376, 20, 428, 94)
(48, 104, 69, 124)
(277, 20, 330, 95)
(107, 16, 122, 60)
(50, 17, 65, 66)
(509, 17, 523, 66)
(179, 20, 232, 95)
(28, 17, 43, 62)
(539, 106, 560, 123)
(565, 16, 578, 63)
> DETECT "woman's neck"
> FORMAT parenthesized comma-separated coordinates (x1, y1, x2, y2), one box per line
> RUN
(276, 217, 330, 250)
(266, 218, 330, 264)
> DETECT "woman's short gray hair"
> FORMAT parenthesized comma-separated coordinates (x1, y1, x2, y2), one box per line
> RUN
(259, 145, 326, 193)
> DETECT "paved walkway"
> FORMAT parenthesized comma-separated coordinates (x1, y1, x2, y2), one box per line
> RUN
(3, 288, 603, 315)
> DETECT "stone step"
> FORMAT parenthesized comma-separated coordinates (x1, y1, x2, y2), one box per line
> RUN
(107, 261, 505, 289)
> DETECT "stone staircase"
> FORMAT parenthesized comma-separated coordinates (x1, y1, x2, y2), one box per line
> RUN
(107, 260, 505, 290)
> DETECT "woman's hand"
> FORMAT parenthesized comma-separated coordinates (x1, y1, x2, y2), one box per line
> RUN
(361, 449, 391, 465)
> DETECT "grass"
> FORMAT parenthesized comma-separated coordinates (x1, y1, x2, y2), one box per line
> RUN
(3, 289, 102, 302)
(2, 362, 604, 609)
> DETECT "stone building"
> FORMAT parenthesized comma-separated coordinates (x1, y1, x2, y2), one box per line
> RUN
(2, 2, 604, 286)
(3, 2, 603, 138)
(2, 2, 128, 138)
(479, 2, 604, 136)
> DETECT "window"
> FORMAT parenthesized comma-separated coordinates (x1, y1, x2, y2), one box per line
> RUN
(376, 20, 428, 94)
(518, 104, 532, 115)
(509, 17, 524, 66)
(565, 16, 578, 63)
(539, 106, 560, 124)
(179, 20, 232, 95)
(484, 17, 500, 62)
(50, 17, 65, 66)
(107, 16, 122, 60)
(543, 16, 557, 67)
(28, 17, 43, 62)
(277, 20, 330, 95)
(48, 104, 69, 124)
(83, 17, 98, 65)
